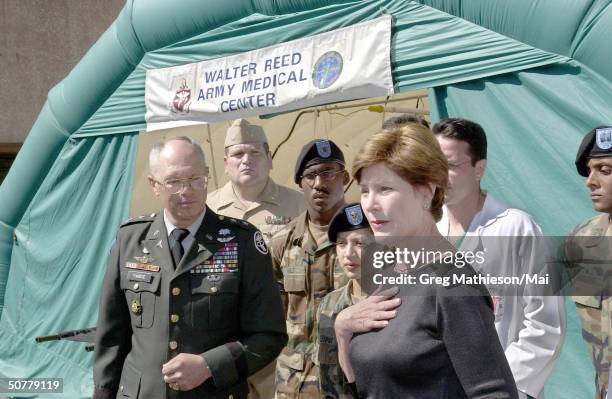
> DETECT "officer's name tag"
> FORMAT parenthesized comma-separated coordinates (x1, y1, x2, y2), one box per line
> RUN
(265, 215, 291, 225)
(128, 271, 153, 283)
(125, 262, 160, 272)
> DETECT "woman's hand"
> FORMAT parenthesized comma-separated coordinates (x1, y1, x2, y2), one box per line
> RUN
(335, 287, 401, 339)
(334, 287, 401, 383)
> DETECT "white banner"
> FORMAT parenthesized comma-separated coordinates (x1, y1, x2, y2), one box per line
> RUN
(145, 16, 394, 131)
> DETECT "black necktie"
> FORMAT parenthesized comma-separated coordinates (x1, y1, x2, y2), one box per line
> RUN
(170, 228, 189, 268)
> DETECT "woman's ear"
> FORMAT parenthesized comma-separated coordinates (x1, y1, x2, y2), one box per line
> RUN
(420, 182, 436, 204)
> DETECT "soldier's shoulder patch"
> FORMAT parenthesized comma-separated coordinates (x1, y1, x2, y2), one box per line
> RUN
(120, 213, 155, 228)
(254, 231, 268, 255)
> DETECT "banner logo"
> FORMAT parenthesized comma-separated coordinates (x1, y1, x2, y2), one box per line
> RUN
(312, 51, 343, 89)
(169, 78, 192, 114)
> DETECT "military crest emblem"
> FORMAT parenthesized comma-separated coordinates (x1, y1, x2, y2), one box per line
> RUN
(596, 127, 612, 150)
(169, 78, 192, 114)
(254, 231, 268, 255)
(315, 140, 332, 158)
(345, 204, 363, 226)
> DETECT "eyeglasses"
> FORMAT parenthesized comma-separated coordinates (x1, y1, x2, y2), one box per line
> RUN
(156, 175, 208, 194)
(301, 169, 344, 186)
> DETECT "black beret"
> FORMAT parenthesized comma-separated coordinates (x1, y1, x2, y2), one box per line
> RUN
(575, 126, 612, 177)
(328, 203, 371, 243)
(294, 139, 345, 184)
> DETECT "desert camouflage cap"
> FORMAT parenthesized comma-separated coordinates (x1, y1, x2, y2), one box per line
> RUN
(224, 118, 268, 148)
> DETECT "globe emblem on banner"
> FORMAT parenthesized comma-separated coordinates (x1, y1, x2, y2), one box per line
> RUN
(312, 51, 343, 89)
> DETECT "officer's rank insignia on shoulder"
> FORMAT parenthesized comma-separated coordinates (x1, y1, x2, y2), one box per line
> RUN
(221, 215, 257, 232)
(254, 231, 268, 255)
(121, 213, 156, 227)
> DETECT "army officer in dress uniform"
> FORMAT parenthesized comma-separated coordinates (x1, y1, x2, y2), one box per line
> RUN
(93, 136, 287, 399)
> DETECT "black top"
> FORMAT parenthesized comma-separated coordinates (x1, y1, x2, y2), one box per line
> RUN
(349, 262, 518, 399)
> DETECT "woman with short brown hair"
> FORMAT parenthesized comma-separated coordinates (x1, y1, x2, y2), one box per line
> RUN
(334, 124, 518, 398)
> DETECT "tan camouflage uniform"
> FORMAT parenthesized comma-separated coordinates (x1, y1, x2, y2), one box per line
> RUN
(270, 211, 348, 398)
(314, 280, 358, 399)
(565, 214, 612, 399)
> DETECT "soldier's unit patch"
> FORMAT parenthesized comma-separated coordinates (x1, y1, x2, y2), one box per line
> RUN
(254, 231, 268, 255)
(315, 140, 332, 158)
(191, 242, 239, 273)
(345, 204, 363, 225)
(596, 127, 612, 150)
(125, 262, 160, 272)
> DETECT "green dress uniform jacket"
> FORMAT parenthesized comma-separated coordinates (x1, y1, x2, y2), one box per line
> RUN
(564, 214, 612, 399)
(269, 211, 348, 398)
(93, 208, 287, 399)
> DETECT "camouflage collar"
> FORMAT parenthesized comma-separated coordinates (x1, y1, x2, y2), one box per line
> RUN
(582, 214, 612, 247)
(291, 211, 334, 254)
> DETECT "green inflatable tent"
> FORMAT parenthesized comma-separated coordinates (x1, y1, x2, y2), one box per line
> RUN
(0, 0, 610, 397)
